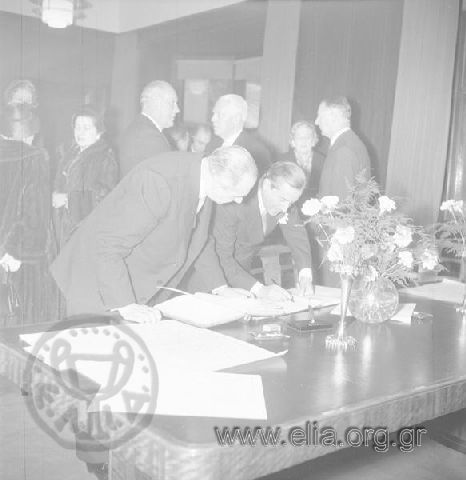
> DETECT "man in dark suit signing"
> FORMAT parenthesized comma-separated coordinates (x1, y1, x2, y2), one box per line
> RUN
(207, 94, 272, 175)
(119, 80, 179, 178)
(213, 161, 314, 302)
(50, 146, 257, 323)
(316, 96, 370, 199)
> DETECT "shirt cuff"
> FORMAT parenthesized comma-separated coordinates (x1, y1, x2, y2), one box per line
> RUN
(299, 268, 313, 279)
(250, 282, 264, 297)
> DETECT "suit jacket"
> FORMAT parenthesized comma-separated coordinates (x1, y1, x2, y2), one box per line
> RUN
(213, 189, 312, 290)
(119, 114, 172, 179)
(50, 152, 226, 314)
(207, 129, 272, 175)
(318, 129, 370, 199)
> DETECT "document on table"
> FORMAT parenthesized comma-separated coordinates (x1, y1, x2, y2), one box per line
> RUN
(19, 321, 284, 418)
(130, 321, 285, 372)
(400, 278, 464, 304)
(89, 367, 267, 419)
(20, 321, 283, 373)
(192, 292, 309, 317)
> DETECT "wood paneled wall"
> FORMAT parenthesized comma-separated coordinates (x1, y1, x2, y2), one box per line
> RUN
(294, 0, 403, 186)
(110, 32, 140, 139)
(442, 12, 466, 203)
(385, 0, 460, 225)
(259, 0, 301, 153)
(0, 11, 115, 154)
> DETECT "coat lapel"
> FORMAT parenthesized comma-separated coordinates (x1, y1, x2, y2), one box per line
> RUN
(247, 193, 266, 242)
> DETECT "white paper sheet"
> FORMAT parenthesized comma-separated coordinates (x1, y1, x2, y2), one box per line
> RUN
(90, 367, 267, 419)
(20, 321, 282, 373)
(20, 322, 283, 419)
(389, 303, 417, 324)
(156, 293, 244, 327)
(192, 292, 309, 317)
(400, 278, 464, 304)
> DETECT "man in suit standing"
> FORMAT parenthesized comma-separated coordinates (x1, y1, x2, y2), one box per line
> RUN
(208, 94, 272, 175)
(50, 146, 257, 323)
(316, 96, 371, 286)
(119, 80, 179, 178)
(213, 161, 314, 301)
(316, 96, 370, 199)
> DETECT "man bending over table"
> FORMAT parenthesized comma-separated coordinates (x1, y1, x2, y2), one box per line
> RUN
(213, 161, 314, 302)
(50, 146, 257, 323)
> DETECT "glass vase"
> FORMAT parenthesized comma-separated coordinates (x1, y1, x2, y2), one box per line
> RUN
(349, 276, 399, 324)
(325, 274, 357, 351)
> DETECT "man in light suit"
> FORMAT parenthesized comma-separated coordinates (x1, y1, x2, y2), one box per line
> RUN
(316, 96, 370, 199)
(119, 80, 179, 178)
(213, 161, 314, 301)
(50, 146, 257, 323)
(207, 94, 272, 175)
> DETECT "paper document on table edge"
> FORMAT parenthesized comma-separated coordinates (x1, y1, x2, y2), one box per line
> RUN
(19, 321, 285, 374)
(400, 278, 464, 304)
(192, 292, 309, 317)
(89, 368, 267, 419)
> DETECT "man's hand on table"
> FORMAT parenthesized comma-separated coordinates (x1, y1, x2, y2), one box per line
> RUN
(111, 304, 162, 324)
(252, 283, 293, 302)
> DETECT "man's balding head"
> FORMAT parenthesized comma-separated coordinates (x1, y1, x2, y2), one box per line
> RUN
(140, 80, 179, 130)
(204, 145, 257, 205)
(211, 94, 248, 141)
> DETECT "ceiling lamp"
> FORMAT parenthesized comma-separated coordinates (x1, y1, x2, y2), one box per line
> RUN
(30, 0, 90, 29)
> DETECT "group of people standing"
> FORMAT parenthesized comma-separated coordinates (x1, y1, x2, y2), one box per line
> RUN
(0, 80, 118, 324)
(0, 77, 370, 325)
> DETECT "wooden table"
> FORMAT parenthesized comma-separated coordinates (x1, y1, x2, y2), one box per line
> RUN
(1, 296, 466, 480)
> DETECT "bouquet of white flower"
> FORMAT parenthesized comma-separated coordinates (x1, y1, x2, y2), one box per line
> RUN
(302, 173, 439, 285)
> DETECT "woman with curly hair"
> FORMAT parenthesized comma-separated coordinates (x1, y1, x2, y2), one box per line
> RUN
(53, 106, 118, 248)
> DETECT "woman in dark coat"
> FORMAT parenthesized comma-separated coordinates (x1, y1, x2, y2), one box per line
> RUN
(0, 105, 51, 325)
(53, 106, 118, 249)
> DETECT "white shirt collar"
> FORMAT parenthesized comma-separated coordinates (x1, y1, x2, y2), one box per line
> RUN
(257, 186, 266, 218)
(141, 112, 163, 133)
(197, 159, 208, 213)
(330, 127, 350, 146)
(221, 129, 242, 147)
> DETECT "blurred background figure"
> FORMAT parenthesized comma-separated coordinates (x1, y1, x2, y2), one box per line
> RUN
(53, 105, 118, 249)
(3, 79, 42, 147)
(190, 123, 212, 154)
(280, 121, 324, 198)
(168, 124, 190, 151)
(0, 104, 51, 325)
(4, 79, 38, 108)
